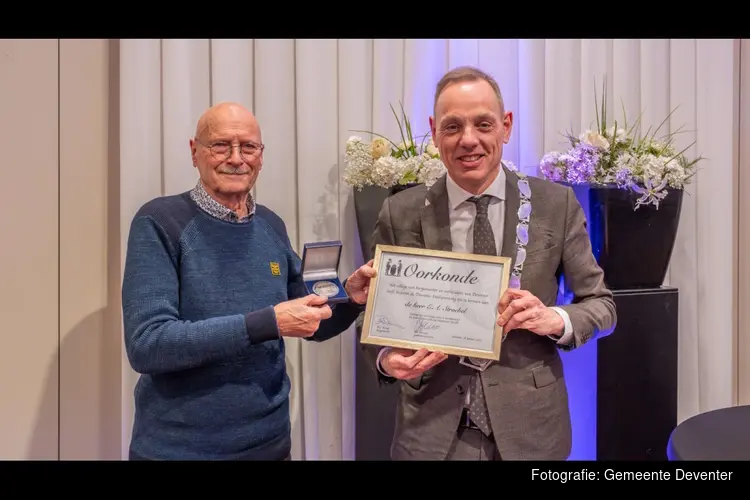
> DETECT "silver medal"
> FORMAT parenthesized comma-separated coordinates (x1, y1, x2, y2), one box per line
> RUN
(313, 280, 340, 298)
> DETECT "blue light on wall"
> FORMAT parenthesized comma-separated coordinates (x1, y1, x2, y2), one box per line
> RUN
(558, 282, 598, 461)
(558, 185, 598, 461)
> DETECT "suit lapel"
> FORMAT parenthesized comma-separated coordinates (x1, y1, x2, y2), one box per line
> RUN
(420, 175, 453, 251)
(420, 168, 520, 258)
(501, 165, 519, 269)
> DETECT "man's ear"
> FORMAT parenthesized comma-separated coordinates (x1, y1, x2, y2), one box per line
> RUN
(189, 138, 198, 167)
(502, 111, 513, 144)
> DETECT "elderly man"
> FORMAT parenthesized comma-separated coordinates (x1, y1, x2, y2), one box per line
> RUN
(364, 67, 616, 461)
(122, 102, 374, 461)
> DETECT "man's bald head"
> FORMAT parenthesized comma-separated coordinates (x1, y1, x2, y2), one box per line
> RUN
(190, 101, 264, 206)
(194, 101, 261, 142)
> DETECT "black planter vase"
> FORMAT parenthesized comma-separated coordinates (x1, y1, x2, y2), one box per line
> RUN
(352, 183, 420, 261)
(568, 183, 684, 290)
(388, 182, 420, 195)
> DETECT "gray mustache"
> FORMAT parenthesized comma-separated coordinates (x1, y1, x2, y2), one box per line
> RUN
(218, 167, 250, 174)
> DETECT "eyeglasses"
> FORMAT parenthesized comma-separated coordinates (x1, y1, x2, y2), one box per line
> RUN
(196, 139, 264, 160)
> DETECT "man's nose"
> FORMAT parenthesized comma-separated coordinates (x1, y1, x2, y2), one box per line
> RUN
(459, 128, 480, 146)
(228, 147, 244, 164)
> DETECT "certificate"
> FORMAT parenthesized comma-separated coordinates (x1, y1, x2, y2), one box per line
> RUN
(360, 244, 511, 360)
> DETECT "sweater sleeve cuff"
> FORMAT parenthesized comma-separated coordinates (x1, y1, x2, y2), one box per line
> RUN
(244, 306, 281, 344)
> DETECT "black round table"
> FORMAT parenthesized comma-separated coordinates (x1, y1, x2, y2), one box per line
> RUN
(667, 405, 750, 460)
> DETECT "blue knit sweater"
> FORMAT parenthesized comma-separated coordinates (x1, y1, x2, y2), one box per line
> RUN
(122, 192, 362, 460)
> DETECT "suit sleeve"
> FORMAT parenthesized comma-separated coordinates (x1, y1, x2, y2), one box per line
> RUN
(556, 187, 617, 349)
(357, 197, 399, 383)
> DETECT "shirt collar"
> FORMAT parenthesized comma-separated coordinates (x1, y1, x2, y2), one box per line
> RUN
(189, 180, 256, 223)
(445, 162, 506, 210)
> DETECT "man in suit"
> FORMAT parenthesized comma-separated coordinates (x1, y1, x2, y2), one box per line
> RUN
(363, 66, 617, 460)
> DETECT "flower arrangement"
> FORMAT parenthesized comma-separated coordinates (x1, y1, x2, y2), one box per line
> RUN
(539, 82, 702, 210)
(343, 102, 447, 191)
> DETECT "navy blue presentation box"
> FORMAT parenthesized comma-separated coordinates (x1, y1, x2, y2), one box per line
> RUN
(301, 240, 349, 304)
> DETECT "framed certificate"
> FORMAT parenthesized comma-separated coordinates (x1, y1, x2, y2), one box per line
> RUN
(360, 244, 511, 360)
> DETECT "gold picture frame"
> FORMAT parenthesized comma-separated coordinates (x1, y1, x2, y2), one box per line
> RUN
(360, 244, 511, 360)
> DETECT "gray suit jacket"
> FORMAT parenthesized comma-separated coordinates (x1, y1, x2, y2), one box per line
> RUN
(361, 166, 617, 460)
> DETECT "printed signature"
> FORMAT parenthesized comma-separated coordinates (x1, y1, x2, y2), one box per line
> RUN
(413, 318, 441, 334)
(375, 316, 403, 329)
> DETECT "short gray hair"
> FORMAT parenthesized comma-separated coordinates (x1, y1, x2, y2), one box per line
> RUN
(433, 66, 505, 114)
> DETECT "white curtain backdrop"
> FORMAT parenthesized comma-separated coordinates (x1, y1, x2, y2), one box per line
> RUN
(118, 38, 739, 460)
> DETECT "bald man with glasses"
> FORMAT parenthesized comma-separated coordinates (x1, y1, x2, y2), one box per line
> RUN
(121, 102, 376, 461)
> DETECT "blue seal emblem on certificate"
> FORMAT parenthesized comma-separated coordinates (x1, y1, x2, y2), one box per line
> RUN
(312, 280, 340, 298)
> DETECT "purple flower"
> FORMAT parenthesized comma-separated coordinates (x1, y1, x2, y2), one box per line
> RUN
(540, 152, 565, 181)
(561, 143, 599, 184)
(615, 167, 633, 187)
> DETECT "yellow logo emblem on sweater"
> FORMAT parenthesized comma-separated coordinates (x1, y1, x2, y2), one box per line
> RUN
(270, 262, 281, 276)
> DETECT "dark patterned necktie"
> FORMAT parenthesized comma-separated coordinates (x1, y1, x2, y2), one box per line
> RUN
(470, 195, 497, 255)
(466, 195, 495, 436)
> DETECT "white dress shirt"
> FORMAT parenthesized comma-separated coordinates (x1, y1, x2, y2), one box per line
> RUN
(377, 170, 573, 376)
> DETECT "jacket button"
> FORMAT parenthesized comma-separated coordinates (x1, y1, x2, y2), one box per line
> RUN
(457, 384, 465, 394)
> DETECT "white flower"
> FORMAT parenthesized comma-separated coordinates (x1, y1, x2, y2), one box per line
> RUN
(580, 130, 610, 150)
(342, 138, 375, 189)
(396, 140, 418, 155)
(341, 102, 448, 190)
(606, 126, 627, 143)
(346, 136, 362, 153)
(425, 138, 439, 157)
(418, 157, 447, 186)
(370, 137, 391, 159)
(614, 151, 637, 171)
(641, 153, 667, 182)
(662, 157, 687, 187)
